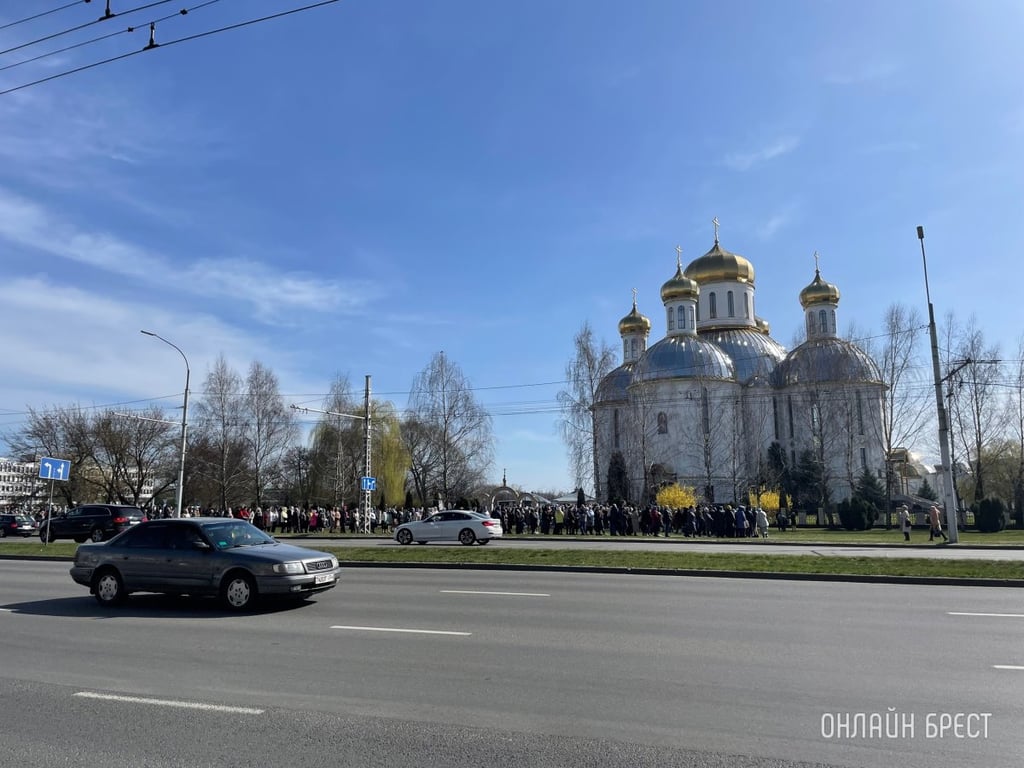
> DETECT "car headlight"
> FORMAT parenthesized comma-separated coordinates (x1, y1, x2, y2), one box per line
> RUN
(272, 561, 304, 574)
(330, 556, 339, 569)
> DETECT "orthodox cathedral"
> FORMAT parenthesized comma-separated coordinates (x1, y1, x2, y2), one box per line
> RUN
(593, 222, 885, 506)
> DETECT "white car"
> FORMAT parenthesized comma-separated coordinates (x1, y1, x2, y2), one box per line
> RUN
(394, 510, 503, 546)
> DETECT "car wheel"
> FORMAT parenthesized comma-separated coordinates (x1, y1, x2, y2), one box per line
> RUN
(93, 569, 126, 606)
(458, 528, 477, 546)
(89, 527, 105, 543)
(40, 528, 54, 543)
(396, 529, 413, 545)
(221, 571, 257, 611)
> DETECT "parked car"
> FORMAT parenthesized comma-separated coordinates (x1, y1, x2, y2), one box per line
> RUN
(40, 504, 146, 543)
(394, 510, 503, 546)
(70, 518, 341, 610)
(0, 513, 38, 538)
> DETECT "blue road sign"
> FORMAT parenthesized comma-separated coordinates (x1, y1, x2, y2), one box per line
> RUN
(39, 457, 71, 481)
(361, 476, 377, 492)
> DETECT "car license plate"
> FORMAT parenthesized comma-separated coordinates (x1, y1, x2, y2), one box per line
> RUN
(314, 573, 334, 584)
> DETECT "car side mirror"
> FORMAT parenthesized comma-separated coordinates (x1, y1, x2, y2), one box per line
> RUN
(192, 541, 212, 551)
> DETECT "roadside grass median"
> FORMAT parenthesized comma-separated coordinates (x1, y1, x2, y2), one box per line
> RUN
(4, 540, 1023, 581)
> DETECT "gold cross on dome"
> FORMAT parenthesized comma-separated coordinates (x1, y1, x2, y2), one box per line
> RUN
(712, 216, 720, 243)
(813, 250, 820, 272)
(632, 287, 638, 307)
(674, 244, 682, 268)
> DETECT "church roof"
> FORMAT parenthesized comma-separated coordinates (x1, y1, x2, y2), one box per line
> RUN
(632, 336, 735, 384)
(772, 338, 882, 386)
(699, 327, 786, 384)
(596, 363, 635, 404)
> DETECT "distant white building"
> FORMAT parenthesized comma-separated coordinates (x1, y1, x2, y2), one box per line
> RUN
(0, 457, 46, 510)
(594, 228, 886, 505)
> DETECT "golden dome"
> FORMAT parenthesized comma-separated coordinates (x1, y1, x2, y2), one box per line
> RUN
(618, 299, 651, 336)
(660, 263, 699, 303)
(799, 269, 840, 308)
(684, 240, 755, 284)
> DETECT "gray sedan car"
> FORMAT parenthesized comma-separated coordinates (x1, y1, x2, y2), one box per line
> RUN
(70, 518, 340, 610)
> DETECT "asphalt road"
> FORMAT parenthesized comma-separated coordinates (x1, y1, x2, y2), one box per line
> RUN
(289, 534, 1024, 561)
(1, 560, 1021, 768)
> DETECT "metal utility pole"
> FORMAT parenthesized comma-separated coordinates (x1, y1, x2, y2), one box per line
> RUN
(917, 226, 958, 543)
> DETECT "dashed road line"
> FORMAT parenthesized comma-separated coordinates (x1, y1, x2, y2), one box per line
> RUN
(993, 665, 1024, 671)
(331, 625, 471, 636)
(74, 691, 263, 714)
(948, 612, 1024, 618)
(440, 589, 550, 597)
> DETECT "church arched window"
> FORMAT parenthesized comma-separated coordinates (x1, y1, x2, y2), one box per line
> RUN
(657, 412, 668, 434)
(819, 309, 827, 335)
(727, 291, 735, 317)
(709, 293, 717, 319)
(613, 409, 620, 449)
(630, 338, 637, 358)
(666, 308, 674, 331)
(677, 305, 685, 329)
(744, 293, 750, 319)
(688, 306, 695, 329)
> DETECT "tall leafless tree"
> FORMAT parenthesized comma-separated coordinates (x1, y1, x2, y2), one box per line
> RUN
(243, 361, 297, 510)
(558, 323, 617, 498)
(191, 355, 249, 510)
(403, 352, 493, 507)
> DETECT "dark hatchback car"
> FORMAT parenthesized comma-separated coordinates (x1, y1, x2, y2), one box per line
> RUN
(40, 504, 146, 543)
(70, 518, 341, 610)
(0, 513, 38, 538)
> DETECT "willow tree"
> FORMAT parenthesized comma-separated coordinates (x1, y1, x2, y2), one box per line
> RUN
(558, 322, 617, 499)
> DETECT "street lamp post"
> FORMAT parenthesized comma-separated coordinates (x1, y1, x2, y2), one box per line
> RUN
(916, 227, 958, 543)
(141, 330, 190, 518)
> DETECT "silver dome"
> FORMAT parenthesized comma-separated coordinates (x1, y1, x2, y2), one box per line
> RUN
(596, 363, 635, 404)
(700, 328, 786, 384)
(773, 338, 881, 387)
(633, 337, 736, 383)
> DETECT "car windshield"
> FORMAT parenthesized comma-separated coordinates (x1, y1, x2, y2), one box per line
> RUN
(200, 520, 276, 550)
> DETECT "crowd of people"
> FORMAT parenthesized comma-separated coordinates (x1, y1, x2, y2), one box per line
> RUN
(488, 502, 775, 539)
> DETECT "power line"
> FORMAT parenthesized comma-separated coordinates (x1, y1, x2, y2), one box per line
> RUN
(0, 0, 341, 97)
(0, 0, 176, 57)
(0, 0, 224, 75)
(0, 1, 86, 32)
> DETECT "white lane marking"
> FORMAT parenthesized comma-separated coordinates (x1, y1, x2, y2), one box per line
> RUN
(0, 608, 12, 612)
(331, 625, 471, 636)
(440, 589, 550, 597)
(74, 691, 263, 715)
(949, 612, 1024, 618)
(993, 665, 1024, 671)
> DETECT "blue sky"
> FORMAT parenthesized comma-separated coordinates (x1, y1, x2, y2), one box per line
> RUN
(0, 0, 1021, 494)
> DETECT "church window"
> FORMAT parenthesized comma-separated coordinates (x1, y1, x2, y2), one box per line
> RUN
(709, 293, 717, 319)
(830, 310, 837, 334)
(623, 339, 629, 358)
(613, 409, 620, 450)
(727, 291, 735, 317)
(860, 447, 867, 469)
(667, 308, 674, 331)
(677, 305, 685, 329)
(688, 306, 695, 328)
(744, 293, 750, 319)
(819, 309, 827, 335)
(657, 411, 668, 434)
(807, 314, 815, 336)
(630, 338, 637, 359)
(772, 396, 780, 440)
(856, 391, 864, 435)
(787, 395, 794, 438)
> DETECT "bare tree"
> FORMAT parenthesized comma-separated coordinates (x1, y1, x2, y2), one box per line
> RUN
(191, 355, 249, 510)
(243, 361, 297, 510)
(870, 303, 929, 508)
(558, 323, 617, 498)
(945, 315, 1003, 502)
(404, 352, 493, 507)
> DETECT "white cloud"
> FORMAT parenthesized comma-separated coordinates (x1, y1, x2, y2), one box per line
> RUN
(0, 187, 376, 318)
(724, 136, 800, 171)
